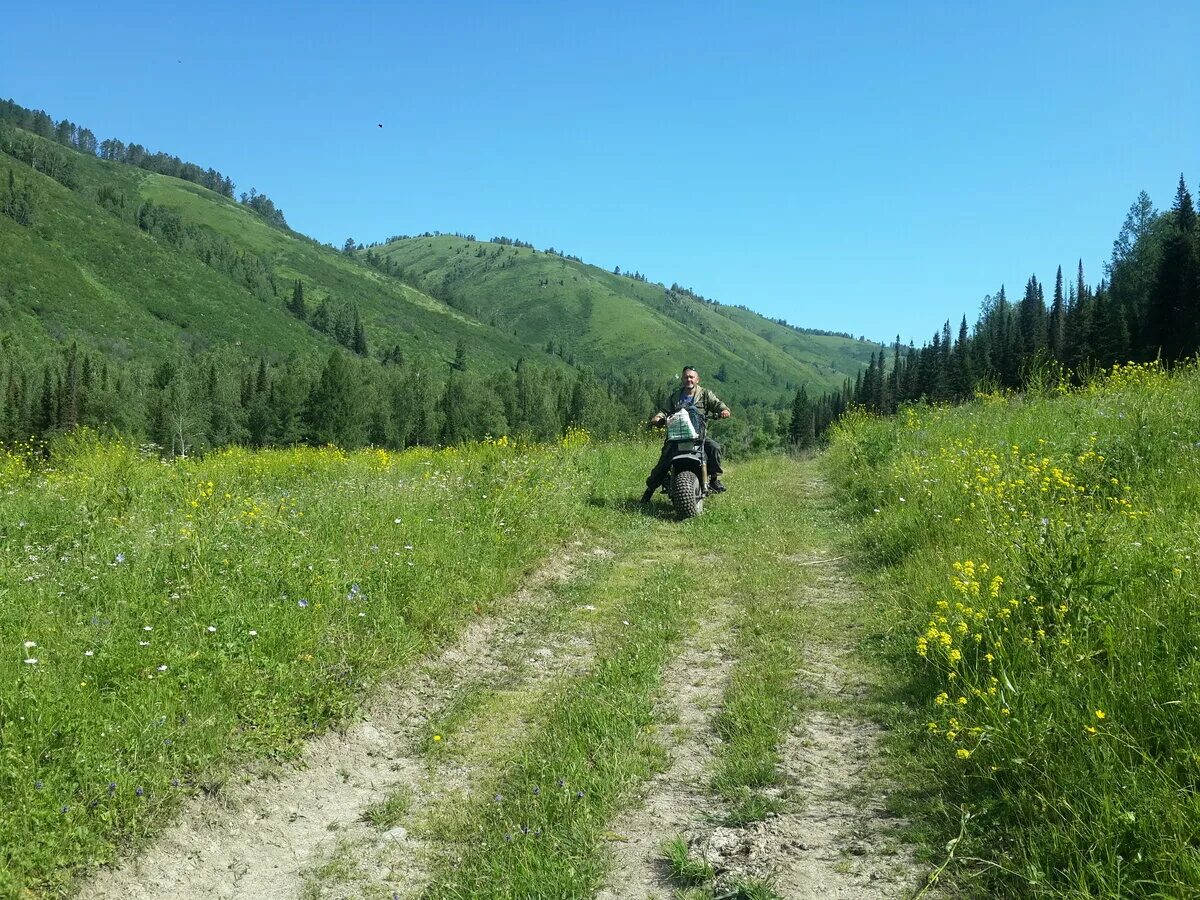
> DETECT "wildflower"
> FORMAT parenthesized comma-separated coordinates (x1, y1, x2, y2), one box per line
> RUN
(139, 641, 149, 647)
(171, 779, 181, 787)
(24, 657, 37, 664)
(207, 625, 217, 633)
(1095, 709, 1106, 720)
(23, 641, 36, 649)
(115, 553, 125, 564)
(107, 782, 117, 794)
(85, 650, 94, 657)
(556, 777, 566, 788)
(576, 790, 584, 799)
(248, 630, 258, 637)
(61, 805, 70, 813)
(143, 626, 153, 632)
(956, 749, 971, 760)
(494, 793, 503, 803)
(157, 665, 168, 672)
(297, 599, 308, 608)
(34, 780, 43, 790)
(532, 786, 540, 796)
(934, 692, 949, 706)
(135, 787, 145, 797)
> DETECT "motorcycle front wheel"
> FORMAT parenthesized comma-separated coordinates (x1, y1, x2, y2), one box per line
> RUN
(669, 469, 704, 520)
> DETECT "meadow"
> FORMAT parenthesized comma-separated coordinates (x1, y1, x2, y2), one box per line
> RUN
(0, 429, 617, 895)
(826, 361, 1200, 896)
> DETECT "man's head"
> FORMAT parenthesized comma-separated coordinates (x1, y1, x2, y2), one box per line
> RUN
(681, 366, 700, 392)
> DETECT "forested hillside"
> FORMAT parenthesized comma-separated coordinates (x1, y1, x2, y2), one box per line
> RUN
(793, 176, 1200, 441)
(0, 98, 875, 455)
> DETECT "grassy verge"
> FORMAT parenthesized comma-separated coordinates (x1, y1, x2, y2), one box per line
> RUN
(423, 540, 707, 898)
(0, 430, 642, 896)
(824, 362, 1200, 896)
(708, 457, 814, 825)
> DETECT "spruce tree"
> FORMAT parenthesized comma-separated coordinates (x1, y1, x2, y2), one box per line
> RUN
(289, 279, 307, 319)
(1149, 175, 1198, 360)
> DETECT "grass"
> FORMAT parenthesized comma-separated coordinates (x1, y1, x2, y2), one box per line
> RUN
(0, 429, 633, 896)
(375, 234, 873, 399)
(707, 457, 815, 825)
(362, 787, 412, 831)
(663, 835, 714, 886)
(824, 360, 1200, 896)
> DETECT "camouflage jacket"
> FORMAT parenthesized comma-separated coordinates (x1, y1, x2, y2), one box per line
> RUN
(658, 386, 728, 422)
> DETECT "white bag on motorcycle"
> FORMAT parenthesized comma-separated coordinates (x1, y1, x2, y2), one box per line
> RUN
(665, 409, 699, 440)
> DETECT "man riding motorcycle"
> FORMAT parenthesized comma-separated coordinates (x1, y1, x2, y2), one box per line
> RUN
(641, 365, 731, 503)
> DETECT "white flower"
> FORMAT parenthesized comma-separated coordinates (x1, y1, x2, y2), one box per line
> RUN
(358, 612, 366, 618)
(394, 518, 402, 524)
(139, 641, 150, 647)
(85, 650, 94, 657)
(23, 641, 36, 649)
(23, 658, 37, 664)
(143, 626, 153, 631)
(248, 630, 258, 637)
(157, 665, 168, 672)
(206, 625, 217, 633)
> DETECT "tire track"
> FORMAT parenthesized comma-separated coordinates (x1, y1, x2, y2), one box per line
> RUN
(79, 544, 611, 900)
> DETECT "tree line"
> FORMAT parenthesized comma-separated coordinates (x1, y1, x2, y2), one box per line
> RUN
(787, 175, 1200, 446)
(0, 98, 289, 227)
(0, 339, 663, 456)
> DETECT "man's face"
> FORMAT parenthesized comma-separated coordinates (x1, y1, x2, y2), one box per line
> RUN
(682, 369, 699, 391)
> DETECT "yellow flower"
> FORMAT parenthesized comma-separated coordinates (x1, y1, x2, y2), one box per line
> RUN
(956, 749, 971, 760)
(433, 734, 442, 742)
(1095, 709, 1106, 720)
(934, 692, 949, 706)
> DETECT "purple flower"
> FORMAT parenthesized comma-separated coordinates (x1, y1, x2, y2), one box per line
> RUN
(532, 786, 540, 796)
(34, 780, 43, 790)
(135, 786, 145, 797)
(171, 778, 181, 788)
(556, 777, 565, 788)
(297, 599, 309, 608)
(61, 805, 69, 814)
(493, 793, 503, 803)
(115, 553, 125, 564)
(107, 782, 117, 794)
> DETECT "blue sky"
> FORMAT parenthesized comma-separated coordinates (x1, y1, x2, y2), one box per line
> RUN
(5, 1, 1197, 343)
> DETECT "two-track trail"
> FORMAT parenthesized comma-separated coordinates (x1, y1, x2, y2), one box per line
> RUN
(78, 457, 924, 899)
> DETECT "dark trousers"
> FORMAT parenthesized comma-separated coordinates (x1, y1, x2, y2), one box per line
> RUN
(645, 438, 723, 491)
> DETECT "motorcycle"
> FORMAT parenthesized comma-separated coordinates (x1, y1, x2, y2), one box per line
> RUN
(649, 407, 718, 520)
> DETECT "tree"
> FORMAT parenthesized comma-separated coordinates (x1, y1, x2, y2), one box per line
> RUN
(1148, 175, 1198, 360)
(306, 351, 366, 447)
(288, 280, 307, 319)
(788, 385, 815, 448)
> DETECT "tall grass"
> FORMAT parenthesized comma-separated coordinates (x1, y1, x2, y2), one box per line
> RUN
(0, 429, 626, 896)
(825, 362, 1200, 896)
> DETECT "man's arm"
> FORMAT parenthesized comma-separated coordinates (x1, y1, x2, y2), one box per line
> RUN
(704, 388, 731, 419)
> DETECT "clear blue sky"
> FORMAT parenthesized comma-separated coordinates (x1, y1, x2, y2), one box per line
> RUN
(5, 1, 1197, 343)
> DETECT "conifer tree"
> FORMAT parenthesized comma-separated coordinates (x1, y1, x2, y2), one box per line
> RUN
(288, 279, 307, 319)
(1149, 175, 1198, 360)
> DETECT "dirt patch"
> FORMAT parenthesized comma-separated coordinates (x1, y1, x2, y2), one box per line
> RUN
(696, 563, 922, 898)
(596, 601, 735, 899)
(78, 547, 599, 900)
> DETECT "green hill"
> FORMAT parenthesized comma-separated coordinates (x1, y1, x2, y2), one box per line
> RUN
(372, 235, 875, 402)
(0, 102, 875, 450)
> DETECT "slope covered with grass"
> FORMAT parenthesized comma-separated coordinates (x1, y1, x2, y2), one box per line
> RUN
(374, 235, 874, 401)
(826, 362, 1200, 896)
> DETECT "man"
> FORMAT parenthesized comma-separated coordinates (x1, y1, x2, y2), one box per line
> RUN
(641, 365, 731, 503)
